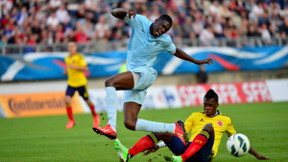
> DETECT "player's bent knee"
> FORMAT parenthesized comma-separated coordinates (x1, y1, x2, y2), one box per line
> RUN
(203, 123, 214, 138)
(64, 96, 72, 105)
(105, 78, 114, 87)
(124, 120, 136, 131)
(85, 99, 93, 106)
(156, 132, 173, 141)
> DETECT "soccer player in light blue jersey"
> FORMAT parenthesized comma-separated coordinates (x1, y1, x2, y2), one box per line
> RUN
(92, 8, 214, 141)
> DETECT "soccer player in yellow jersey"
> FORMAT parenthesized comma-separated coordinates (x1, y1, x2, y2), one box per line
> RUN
(64, 42, 100, 129)
(114, 89, 269, 162)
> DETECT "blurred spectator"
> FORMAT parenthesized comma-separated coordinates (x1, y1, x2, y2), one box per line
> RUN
(182, 17, 194, 38)
(247, 25, 259, 37)
(0, 0, 287, 50)
(55, 24, 65, 41)
(27, 33, 38, 45)
(24, 33, 38, 52)
(197, 65, 208, 84)
(239, 18, 249, 37)
(3, 22, 13, 39)
(192, 17, 204, 36)
(171, 16, 183, 38)
(56, 5, 70, 24)
(219, 1, 231, 18)
(39, 30, 48, 44)
(1, 0, 12, 16)
(36, 6, 46, 21)
(213, 18, 223, 37)
(65, 29, 75, 42)
(0, 35, 7, 46)
(249, 1, 264, 21)
(177, 10, 186, 26)
(199, 25, 215, 46)
(279, 18, 288, 34)
(94, 15, 109, 40)
(50, 0, 62, 9)
(74, 22, 89, 44)
(149, 3, 160, 21)
(46, 11, 60, 29)
(209, 1, 221, 18)
(111, 20, 129, 40)
(47, 31, 54, 45)
(83, 20, 94, 39)
(260, 23, 271, 44)
(17, 7, 28, 26)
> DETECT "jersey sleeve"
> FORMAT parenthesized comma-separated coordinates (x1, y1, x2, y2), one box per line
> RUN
(64, 56, 68, 64)
(164, 35, 176, 54)
(184, 113, 194, 133)
(225, 118, 237, 137)
(78, 55, 87, 67)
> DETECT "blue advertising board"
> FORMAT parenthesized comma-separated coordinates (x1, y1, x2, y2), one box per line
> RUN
(1, 46, 287, 81)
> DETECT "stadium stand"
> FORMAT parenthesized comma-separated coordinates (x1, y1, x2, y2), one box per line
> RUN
(0, 0, 288, 54)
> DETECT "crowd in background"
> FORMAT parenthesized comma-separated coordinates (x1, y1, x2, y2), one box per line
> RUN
(1, 0, 288, 51)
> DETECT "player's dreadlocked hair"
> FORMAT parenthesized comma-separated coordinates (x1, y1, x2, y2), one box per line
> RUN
(204, 89, 218, 103)
(159, 14, 173, 26)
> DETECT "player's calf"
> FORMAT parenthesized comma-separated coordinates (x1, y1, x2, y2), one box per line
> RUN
(181, 126, 213, 161)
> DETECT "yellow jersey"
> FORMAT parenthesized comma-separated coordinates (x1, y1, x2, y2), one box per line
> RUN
(184, 111, 236, 159)
(65, 53, 87, 87)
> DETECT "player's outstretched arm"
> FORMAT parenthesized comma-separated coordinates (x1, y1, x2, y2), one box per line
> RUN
(68, 64, 88, 72)
(111, 8, 136, 20)
(174, 48, 213, 65)
(249, 147, 270, 160)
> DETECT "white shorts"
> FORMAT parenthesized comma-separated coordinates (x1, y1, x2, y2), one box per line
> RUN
(124, 67, 157, 105)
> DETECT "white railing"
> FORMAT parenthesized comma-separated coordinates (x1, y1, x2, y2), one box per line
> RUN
(1, 37, 287, 55)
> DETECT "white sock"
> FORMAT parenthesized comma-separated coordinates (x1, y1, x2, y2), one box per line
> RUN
(106, 87, 118, 130)
(135, 119, 175, 133)
(110, 125, 117, 132)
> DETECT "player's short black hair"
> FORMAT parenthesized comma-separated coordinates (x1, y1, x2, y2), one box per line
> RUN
(204, 89, 218, 103)
(159, 14, 173, 26)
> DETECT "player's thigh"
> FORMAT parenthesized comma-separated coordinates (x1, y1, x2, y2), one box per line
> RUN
(132, 67, 157, 91)
(65, 85, 76, 104)
(77, 85, 89, 100)
(105, 72, 134, 90)
(165, 135, 188, 156)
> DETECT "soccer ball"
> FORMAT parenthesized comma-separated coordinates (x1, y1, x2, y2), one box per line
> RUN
(226, 133, 250, 157)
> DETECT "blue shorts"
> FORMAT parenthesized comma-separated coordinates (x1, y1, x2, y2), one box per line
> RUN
(124, 67, 157, 105)
(166, 135, 214, 162)
(66, 85, 89, 100)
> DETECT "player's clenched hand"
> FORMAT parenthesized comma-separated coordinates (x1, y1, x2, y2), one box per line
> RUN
(255, 154, 270, 160)
(63, 69, 67, 75)
(126, 9, 136, 20)
(143, 145, 159, 156)
(198, 58, 214, 65)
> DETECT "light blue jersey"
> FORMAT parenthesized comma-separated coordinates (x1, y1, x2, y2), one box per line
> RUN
(125, 14, 176, 70)
(124, 14, 176, 105)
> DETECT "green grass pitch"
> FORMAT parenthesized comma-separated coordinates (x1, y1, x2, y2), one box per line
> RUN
(0, 102, 287, 162)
